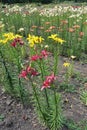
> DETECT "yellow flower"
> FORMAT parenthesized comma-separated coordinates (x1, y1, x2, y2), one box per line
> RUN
(27, 34, 44, 47)
(0, 39, 8, 44)
(48, 34, 65, 44)
(29, 39, 34, 47)
(38, 36, 44, 43)
(0, 32, 23, 44)
(48, 34, 57, 39)
(0, 39, 3, 43)
(63, 62, 70, 67)
(33, 36, 39, 43)
(15, 34, 22, 38)
(3, 32, 15, 40)
(54, 37, 66, 44)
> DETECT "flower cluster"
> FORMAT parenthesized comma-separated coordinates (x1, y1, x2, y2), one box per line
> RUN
(27, 34, 44, 47)
(2, 4, 87, 17)
(19, 66, 38, 79)
(11, 37, 24, 47)
(41, 73, 56, 90)
(0, 32, 22, 44)
(31, 50, 50, 61)
(48, 34, 65, 44)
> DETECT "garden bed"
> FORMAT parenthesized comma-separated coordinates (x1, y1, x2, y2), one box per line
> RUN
(0, 56, 87, 130)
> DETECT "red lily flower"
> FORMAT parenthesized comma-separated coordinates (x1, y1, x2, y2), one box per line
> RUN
(11, 41, 17, 47)
(19, 66, 39, 79)
(19, 70, 27, 79)
(26, 66, 39, 76)
(46, 73, 56, 83)
(11, 37, 24, 47)
(41, 81, 50, 91)
(41, 50, 49, 58)
(41, 73, 56, 90)
(26, 66, 31, 73)
(31, 55, 40, 61)
(30, 68, 39, 76)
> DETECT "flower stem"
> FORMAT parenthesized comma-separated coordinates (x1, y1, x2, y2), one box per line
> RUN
(54, 88, 58, 121)
(0, 50, 14, 92)
(18, 78, 25, 106)
(39, 60, 49, 108)
(53, 44, 60, 128)
(14, 48, 25, 106)
(54, 44, 59, 75)
(30, 78, 46, 123)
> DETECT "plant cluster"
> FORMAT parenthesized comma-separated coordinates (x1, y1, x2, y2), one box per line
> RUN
(0, 31, 69, 129)
(0, 4, 87, 59)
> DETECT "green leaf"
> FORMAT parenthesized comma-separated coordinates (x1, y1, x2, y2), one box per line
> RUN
(0, 115, 4, 121)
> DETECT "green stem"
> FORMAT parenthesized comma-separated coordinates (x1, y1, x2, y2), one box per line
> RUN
(13, 48, 25, 106)
(53, 85, 58, 129)
(30, 78, 46, 123)
(18, 78, 25, 106)
(39, 60, 44, 80)
(54, 44, 59, 75)
(39, 60, 50, 108)
(53, 44, 59, 128)
(0, 50, 14, 92)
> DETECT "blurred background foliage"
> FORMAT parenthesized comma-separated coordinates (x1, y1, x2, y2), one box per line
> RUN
(1, 0, 87, 4)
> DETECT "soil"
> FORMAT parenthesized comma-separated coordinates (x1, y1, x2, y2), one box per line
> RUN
(0, 56, 87, 130)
